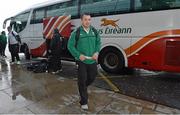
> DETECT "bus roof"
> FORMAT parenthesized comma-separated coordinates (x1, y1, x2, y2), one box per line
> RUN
(30, 0, 69, 9)
(17, 0, 70, 15)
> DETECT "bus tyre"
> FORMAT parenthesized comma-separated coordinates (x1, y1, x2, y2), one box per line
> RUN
(99, 48, 125, 74)
(24, 45, 31, 60)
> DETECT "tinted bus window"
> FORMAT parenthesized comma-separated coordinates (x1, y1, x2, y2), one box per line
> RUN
(31, 8, 45, 24)
(135, 0, 180, 12)
(47, 0, 78, 18)
(80, 0, 131, 16)
(13, 12, 30, 32)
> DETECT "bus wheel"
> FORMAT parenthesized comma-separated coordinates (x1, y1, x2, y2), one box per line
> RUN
(99, 48, 125, 74)
(24, 45, 31, 60)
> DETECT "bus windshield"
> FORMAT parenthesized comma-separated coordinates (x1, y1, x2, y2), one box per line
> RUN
(11, 11, 30, 33)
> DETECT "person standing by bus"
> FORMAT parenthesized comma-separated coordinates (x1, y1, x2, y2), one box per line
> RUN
(49, 28, 63, 74)
(1, 31, 7, 58)
(7, 26, 21, 65)
(68, 13, 101, 110)
(0, 33, 3, 57)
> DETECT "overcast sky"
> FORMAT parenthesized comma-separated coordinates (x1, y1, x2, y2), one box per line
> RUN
(0, 0, 47, 31)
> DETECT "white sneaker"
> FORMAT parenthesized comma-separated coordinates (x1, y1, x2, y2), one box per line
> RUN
(16, 61, 21, 65)
(81, 104, 88, 110)
(57, 69, 62, 73)
(59, 69, 63, 72)
(10, 62, 15, 65)
(52, 72, 56, 74)
(52, 70, 62, 74)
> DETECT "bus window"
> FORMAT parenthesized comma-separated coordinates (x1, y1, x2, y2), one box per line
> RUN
(115, 0, 131, 13)
(31, 8, 45, 24)
(47, 3, 64, 17)
(80, 0, 130, 16)
(13, 11, 30, 33)
(134, 0, 179, 11)
(63, 0, 78, 17)
(168, 0, 180, 8)
(47, 0, 78, 18)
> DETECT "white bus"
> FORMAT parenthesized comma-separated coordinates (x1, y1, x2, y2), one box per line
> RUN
(3, 0, 180, 73)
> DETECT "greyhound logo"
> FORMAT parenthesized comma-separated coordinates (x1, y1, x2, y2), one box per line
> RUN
(101, 18, 120, 28)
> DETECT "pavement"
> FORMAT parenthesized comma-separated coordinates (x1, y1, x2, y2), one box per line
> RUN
(0, 57, 180, 114)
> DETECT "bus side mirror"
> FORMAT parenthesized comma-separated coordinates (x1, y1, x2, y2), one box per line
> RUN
(3, 22, 6, 29)
(3, 17, 12, 29)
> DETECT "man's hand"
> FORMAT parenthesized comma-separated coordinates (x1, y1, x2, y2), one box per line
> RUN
(92, 53, 99, 61)
(79, 54, 86, 61)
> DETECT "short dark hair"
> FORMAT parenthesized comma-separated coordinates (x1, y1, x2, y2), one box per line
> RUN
(1, 31, 5, 35)
(7, 26, 12, 30)
(80, 13, 91, 19)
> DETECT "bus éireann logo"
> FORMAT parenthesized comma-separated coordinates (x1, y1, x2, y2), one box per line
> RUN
(98, 18, 132, 35)
(101, 18, 120, 28)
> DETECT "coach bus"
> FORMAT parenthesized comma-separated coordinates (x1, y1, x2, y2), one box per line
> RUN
(3, 0, 180, 73)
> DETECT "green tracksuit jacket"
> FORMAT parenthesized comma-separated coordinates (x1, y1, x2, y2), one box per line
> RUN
(68, 26, 101, 64)
(0, 35, 7, 44)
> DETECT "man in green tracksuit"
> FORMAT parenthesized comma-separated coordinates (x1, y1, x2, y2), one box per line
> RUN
(68, 13, 101, 110)
(1, 31, 7, 57)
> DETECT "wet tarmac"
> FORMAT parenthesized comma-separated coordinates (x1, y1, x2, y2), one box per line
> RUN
(97, 70, 180, 110)
(50, 59, 180, 110)
(0, 56, 180, 114)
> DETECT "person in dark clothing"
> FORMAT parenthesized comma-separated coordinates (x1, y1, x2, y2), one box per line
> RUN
(46, 38, 51, 57)
(43, 35, 51, 57)
(1, 31, 7, 57)
(49, 29, 63, 74)
(0, 33, 3, 57)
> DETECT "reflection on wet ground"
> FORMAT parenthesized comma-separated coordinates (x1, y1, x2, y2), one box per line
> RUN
(0, 57, 180, 114)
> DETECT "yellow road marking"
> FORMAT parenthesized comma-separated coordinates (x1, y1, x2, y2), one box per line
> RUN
(98, 71, 121, 93)
(97, 75, 124, 79)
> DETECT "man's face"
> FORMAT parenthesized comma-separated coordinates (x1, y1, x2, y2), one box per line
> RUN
(81, 15, 91, 28)
(7, 27, 11, 33)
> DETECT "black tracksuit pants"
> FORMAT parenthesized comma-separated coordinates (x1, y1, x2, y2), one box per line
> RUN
(51, 51, 62, 72)
(0, 42, 2, 56)
(9, 44, 20, 62)
(77, 61, 98, 105)
(2, 43, 7, 56)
